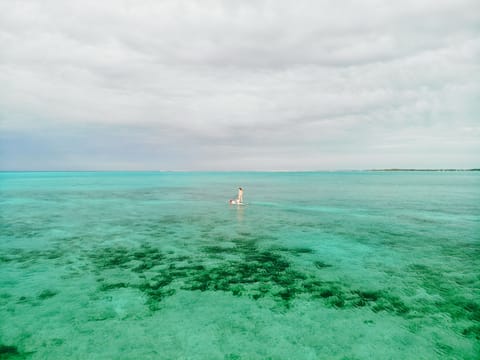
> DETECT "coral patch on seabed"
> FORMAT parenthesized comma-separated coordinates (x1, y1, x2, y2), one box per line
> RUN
(88, 236, 412, 316)
(2, 235, 478, 333)
(0, 344, 30, 359)
(37, 289, 58, 300)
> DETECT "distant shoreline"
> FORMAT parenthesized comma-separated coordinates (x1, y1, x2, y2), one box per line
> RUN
(368, 169, 480, 172)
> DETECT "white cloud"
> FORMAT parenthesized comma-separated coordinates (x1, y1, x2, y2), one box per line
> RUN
(0, 0, 479, 169)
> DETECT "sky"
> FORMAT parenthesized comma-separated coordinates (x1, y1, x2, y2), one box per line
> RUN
(0, 0, 479, 170)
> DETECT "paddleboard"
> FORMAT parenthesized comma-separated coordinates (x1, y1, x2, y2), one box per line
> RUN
(229, 200, 247, 205)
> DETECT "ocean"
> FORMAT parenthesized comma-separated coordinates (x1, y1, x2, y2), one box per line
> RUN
(0, 171, 479, 359)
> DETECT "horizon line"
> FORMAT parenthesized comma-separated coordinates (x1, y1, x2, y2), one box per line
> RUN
(1, 168, 479, 173)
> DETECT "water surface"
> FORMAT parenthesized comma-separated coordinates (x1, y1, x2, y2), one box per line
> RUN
(1, 171, 479, 359)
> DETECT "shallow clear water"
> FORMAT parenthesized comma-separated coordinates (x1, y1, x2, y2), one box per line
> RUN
(1, 171, 479, 359)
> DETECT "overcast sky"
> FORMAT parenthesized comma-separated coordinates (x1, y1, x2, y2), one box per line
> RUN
(0, 0, 479, 170)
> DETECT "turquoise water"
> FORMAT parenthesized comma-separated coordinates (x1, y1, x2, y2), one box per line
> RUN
(0, 171, 479, 359)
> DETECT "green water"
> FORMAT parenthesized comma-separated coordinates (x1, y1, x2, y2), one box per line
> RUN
(0, 171, 479, 359)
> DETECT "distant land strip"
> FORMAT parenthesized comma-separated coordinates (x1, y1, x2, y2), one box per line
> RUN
(368, 169, 480, 172)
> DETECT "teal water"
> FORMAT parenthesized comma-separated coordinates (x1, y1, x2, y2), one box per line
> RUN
(0, 171, 479, 359)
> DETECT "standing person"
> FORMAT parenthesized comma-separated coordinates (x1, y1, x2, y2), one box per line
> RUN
(229, 187, 244, 204)
(238, 187, 244, 204)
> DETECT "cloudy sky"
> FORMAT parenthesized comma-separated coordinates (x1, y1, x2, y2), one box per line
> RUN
(1, 0, 479, 170)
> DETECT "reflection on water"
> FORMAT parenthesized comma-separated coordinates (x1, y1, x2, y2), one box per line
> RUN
(235, 204, 245, 223)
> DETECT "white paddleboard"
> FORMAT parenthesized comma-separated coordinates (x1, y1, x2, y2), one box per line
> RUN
(229, 201, 247, 205)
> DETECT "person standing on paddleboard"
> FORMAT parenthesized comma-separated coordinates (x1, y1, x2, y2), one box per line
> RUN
(229, 187, 244, 204)
(238, 187, 244, 204)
